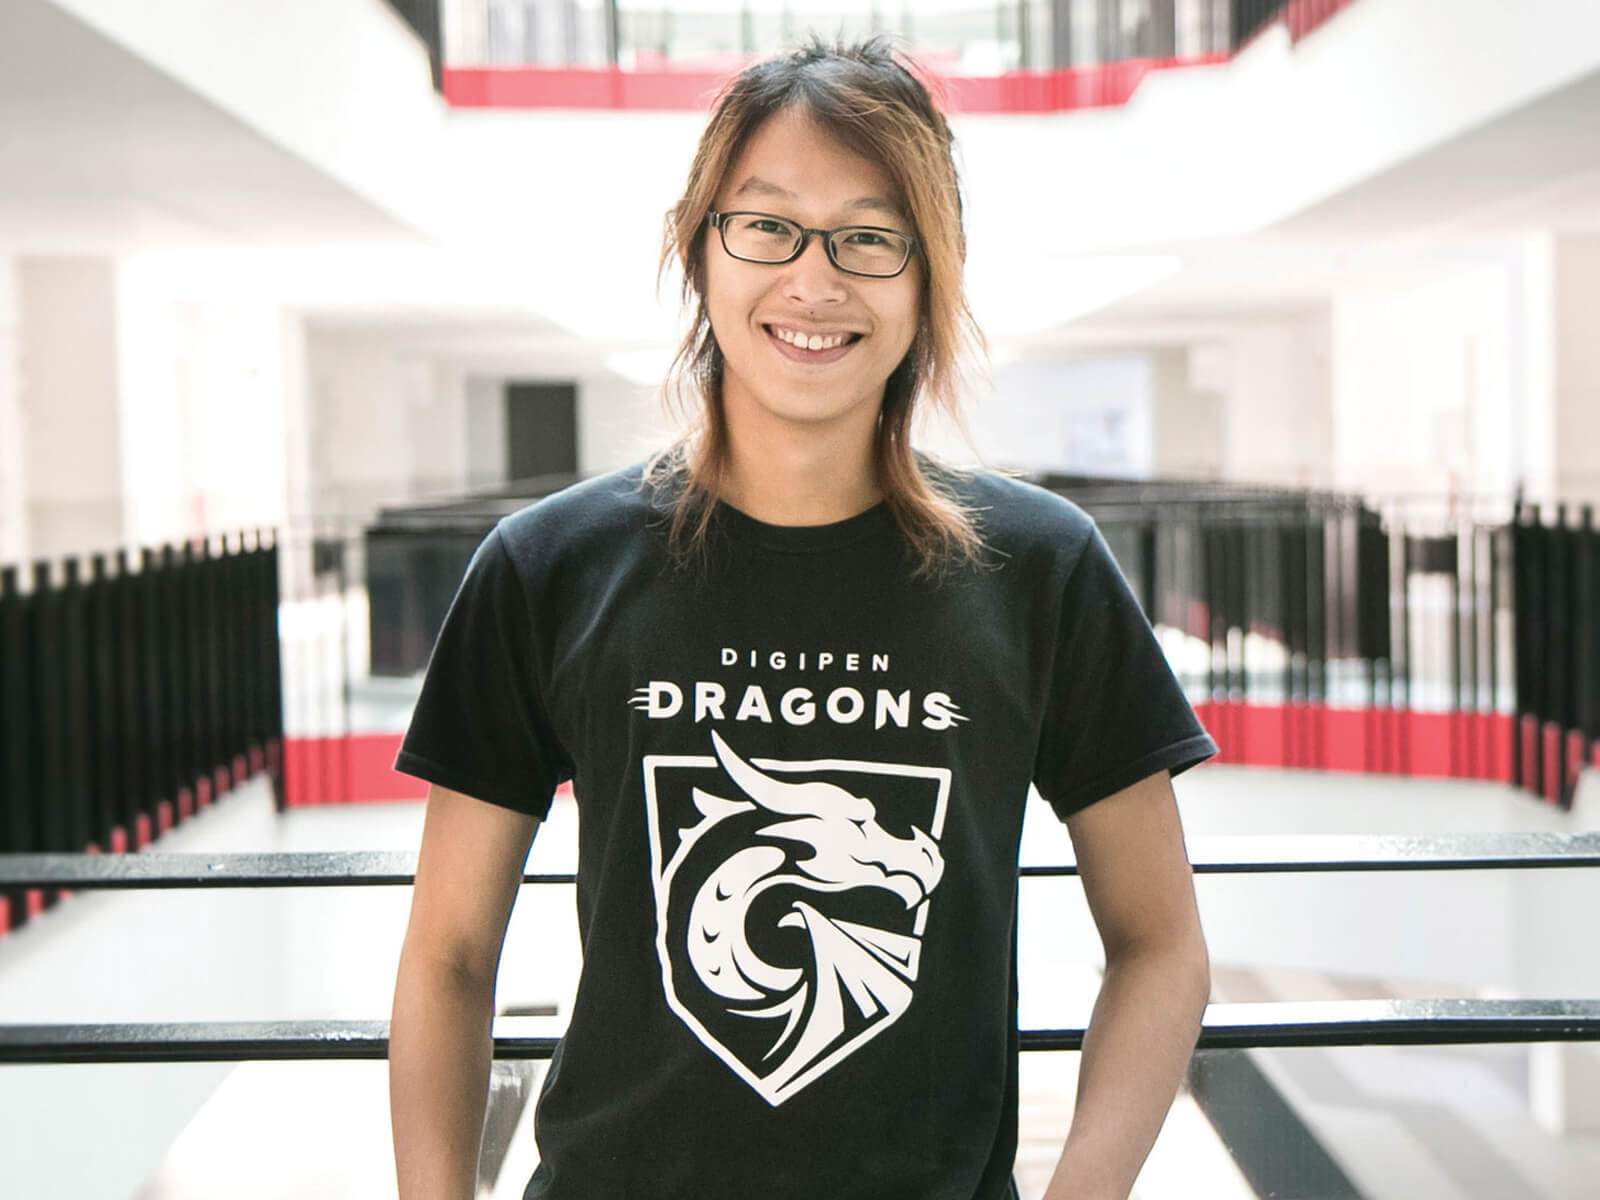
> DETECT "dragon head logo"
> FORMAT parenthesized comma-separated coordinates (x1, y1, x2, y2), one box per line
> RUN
(644, 732, 950, 1105)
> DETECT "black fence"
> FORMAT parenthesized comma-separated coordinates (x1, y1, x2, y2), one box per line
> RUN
(1513, 502, 1600, 806)
(1083, 485, 1596, 807)
(0, 533, 283, 938)
(366, 473, 579, 676)
(448, 0, 1350, 72)
(384, 0, 444, 88)
(449, 0, 1352, 73)
(361, 473, 1596, 808)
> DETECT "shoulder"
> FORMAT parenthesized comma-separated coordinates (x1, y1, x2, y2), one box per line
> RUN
(931, 464, 1098, 574)
(494, 464, 659, 567)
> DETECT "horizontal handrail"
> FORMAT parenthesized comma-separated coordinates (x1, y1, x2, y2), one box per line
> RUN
(4, 999, 1596, 1065)
(4, 833, 1599, 890)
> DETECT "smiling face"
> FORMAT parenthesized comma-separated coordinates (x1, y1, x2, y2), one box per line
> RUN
(703, 106, 923, 448)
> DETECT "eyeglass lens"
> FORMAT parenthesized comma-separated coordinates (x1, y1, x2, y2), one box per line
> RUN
(719, 213, 910, 277)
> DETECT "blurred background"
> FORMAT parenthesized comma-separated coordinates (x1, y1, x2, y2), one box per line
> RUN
(2, 1, 1599, 1197)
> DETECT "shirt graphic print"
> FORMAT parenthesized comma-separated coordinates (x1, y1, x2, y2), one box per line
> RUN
(644, 730, 950, 1105)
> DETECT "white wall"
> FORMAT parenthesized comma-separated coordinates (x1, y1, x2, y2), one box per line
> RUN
(1151, 345, 1224, 482)
(464, 372, 506, 490)
(0, 254, 25, 565)
(116, 262, 303, 549)
(575, 370, 675, 476)
(1331, 256, 1521, 503)
(1552, 233, 1600, 507)
(1217, 313, 1333, 489)
(955, 356, 1155, 477)
(20, 257, 125, 558)
(303, 330, 489, 523)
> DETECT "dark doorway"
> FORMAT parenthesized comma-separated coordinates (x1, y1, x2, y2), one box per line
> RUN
(505, 381, 578, 482)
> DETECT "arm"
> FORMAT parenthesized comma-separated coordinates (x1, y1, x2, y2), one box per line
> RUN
(391, 783, 539, 1200)
(1041, 768, 1210, 1200)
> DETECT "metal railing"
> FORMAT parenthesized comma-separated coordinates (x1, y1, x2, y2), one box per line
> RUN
(0, 535, 284, 935)
(2, 833, 1598, 1065)
(441, 0, 1342, 75)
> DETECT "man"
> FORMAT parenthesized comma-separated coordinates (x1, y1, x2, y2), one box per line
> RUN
(390, 39, 1214, 1200)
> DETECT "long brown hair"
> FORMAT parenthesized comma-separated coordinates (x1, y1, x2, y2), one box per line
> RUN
(648, 37, 986, 577)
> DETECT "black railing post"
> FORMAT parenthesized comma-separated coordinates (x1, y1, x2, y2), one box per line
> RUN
(198, 537, 224, 802)
(265, 530, 286, 812)
(1137, 517, 1158, 622)
(88, 555, 119, 848)
(1579, 505, 1598, 801)
(154, 545, 181, 829)
(0, 565, 30, 933)
(112, 550, 141, 847)
(138, 548, 166, 839)
(58, 559, 92, 856)
(31, 562, 66, 866)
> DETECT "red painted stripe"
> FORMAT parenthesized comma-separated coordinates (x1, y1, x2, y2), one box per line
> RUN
(1543, 723, 1562, 805)
(347, 733, 427, 803)
(0, 894, 9, 938)
(1188, 702, 1520, 783)
(442, 54, 1228, 114)
(283, 734, 421, 806)
(1323, 706, 1365, 772)
(1492, 712, 1513, 782)
(281, 734, 589, 806)
(1242, 702, 1285, 767)
(1282, 0, 1358, 42)
(1566, 730, 1588, 804)
(1407, 711, 1452, 778)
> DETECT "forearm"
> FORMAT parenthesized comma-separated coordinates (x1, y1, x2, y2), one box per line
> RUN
(390, 946, 498, 1200)
(1041, 939, 1209, 1200)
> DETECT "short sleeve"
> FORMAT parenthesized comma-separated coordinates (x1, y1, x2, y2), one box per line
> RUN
(1033, 523, 1217, 821)
(394, 525, 572, 819)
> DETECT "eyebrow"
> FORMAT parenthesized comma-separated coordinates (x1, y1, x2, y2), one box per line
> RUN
(731, 176, 903, 219)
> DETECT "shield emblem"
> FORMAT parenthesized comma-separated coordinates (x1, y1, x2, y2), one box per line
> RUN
(643, 732, 951, 1106)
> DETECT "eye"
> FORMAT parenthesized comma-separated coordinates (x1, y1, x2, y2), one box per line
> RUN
(840, 229, 892, 247)
(743, 215, 794, 235)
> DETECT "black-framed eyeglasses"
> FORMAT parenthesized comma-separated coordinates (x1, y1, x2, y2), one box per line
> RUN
(707, 211, 918, 279)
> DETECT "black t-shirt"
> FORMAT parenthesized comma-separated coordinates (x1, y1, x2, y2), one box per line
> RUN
(396, 464, 1216, 1200)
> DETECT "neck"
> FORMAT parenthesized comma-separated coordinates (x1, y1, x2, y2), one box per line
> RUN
(716, 409, 882, 527)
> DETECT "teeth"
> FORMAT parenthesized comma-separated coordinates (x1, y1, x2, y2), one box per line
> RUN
(774, 327, 850, 351)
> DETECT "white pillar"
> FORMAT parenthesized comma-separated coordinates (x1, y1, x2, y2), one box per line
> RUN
(1149, 345, 1223, 482)
(1332, 258, 1521, 503)
(19, 258, 125, 559)
(1524, 234, 1600, 1133)
(1551, 233, 1600, 508)
(1220, 314, 1332, 489)
(0, 254, 25, 565)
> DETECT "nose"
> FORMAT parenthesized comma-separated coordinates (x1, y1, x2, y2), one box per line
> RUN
(782, 231, 848, 307)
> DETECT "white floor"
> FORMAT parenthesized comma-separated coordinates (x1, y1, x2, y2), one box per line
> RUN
(2, 763, 1598, 1199)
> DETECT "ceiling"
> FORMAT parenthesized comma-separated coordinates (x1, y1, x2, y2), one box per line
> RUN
(0, 0, 429, 253)
(1073, 62, 1600, 336)
(3, 0, 1599, 366)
